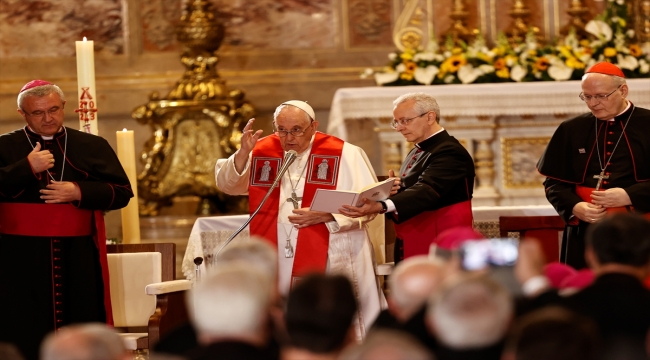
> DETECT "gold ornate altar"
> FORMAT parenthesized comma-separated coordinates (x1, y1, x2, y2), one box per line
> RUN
(132, 0, 254, 216)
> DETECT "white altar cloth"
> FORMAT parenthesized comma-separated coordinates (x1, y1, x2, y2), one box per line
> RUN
(327, 79, 650, 140)
(181, 205, 558, 279)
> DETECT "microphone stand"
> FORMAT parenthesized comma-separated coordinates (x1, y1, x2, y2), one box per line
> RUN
(215, 150, 298, 260)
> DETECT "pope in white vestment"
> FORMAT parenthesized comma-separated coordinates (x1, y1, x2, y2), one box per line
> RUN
(215, 100, 385, 339)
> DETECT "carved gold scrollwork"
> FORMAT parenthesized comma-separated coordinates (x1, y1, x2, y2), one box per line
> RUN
(133, 0, 254, 216)
(393, 0, 430, 51)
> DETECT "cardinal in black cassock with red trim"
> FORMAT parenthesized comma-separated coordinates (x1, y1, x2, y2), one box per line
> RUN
(0, 80, 132, 360)
(537, 63, 650, 269)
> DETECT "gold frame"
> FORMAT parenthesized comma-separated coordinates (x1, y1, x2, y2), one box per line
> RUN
(501, 136, 550, 189)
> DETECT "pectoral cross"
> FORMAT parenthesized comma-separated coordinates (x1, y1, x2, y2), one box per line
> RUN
(286, 191, 302, 209)
(593, 170, 609, 191)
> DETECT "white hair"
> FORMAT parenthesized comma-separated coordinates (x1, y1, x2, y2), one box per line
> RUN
(427, 276, 513, 349)
(188, 264, 272, 339)
(392, 92, 441, 123)
(17, 84, 65, 109)
(218, 236, 278, 280)
(40, 323, 126, 360)
(388, 255, 440, 318)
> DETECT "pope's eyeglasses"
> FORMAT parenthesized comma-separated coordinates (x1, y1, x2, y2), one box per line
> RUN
(274, 122, 313, 137)
(579, 85, 622, 103)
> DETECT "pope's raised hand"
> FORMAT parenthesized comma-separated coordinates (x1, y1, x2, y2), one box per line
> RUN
(239, 118, 264, 155)
(27, 142, 54, 173)
(234, 118, 264, 173)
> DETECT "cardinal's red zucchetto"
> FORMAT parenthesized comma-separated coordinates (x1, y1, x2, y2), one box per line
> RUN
(585, 62, 625, 78)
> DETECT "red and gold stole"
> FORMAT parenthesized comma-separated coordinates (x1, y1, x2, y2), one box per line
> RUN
(248, 132, 344, 284)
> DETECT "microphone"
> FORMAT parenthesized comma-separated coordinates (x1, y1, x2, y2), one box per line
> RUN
(193, 257, 203, 282)
(215, 150, 299, 258)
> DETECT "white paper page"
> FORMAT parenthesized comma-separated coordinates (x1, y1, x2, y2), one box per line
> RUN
(310, 189, 357, 213)
(355, 179, 394, 206)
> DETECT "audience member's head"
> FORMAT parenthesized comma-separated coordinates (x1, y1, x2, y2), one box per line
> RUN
(40, 323, 128, 360)
(388, 255, 443, 322)
(218, 236, 277, 280)
(585, 213, 650, 277)
(427, 275, 513, 349)
(434, 226, 485, 250)
(503, 306, 600, 360)
(339, 330, 434, 360)
(188, 264, 272, 346)
(284, 274, 357, 358)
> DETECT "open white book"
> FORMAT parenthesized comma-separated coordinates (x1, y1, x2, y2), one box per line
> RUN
(309, 178, 394, 214)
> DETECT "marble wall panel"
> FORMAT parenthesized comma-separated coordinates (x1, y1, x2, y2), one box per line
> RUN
(141, 0, 181, 51)
(0, 0, 124, 58)
(344, 0, 393, 48)
(141, 0, 336, 52)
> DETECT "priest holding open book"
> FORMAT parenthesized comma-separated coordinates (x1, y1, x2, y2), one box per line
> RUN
(214, 100, 389, 340)
(341, 92, 476, 260)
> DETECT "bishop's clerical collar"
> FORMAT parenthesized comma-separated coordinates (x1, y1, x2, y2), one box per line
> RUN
(25, 125, 64, 140)
(608, 100, 632, 121)
(415, 127, 445, 149)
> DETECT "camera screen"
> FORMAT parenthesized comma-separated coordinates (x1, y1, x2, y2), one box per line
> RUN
(461, 239, 519, 271)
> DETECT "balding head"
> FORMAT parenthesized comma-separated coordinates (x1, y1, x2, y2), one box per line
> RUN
(388, 255, 442, 321)
(40, 323, 127, 360)
(427, 276, 513, 349)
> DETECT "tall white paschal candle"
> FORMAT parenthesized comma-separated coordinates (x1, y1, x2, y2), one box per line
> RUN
(75, 37, 99, 135)
(116, 129, 141, 244)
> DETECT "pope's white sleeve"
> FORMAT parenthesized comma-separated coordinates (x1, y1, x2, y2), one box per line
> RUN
(214, 150, 251, 195)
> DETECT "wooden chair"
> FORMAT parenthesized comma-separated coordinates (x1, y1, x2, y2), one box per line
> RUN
(107, 243, 191, 350)
(499, 216, 565, 263)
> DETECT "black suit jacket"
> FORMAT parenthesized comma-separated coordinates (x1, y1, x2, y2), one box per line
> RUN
(389, 130, 475, 223)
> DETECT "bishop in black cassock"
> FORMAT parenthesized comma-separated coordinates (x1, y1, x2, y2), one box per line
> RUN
(537, 63, 650, 269)
(0, 80, 132, 360)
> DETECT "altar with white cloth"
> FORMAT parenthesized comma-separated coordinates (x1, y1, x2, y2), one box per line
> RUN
(326, 79, 650, 206)
(181, 205, 558, 280)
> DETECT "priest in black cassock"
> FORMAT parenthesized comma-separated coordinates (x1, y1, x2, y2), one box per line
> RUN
(341, 92, 475, 261)
(537, 62, 650, 269)
(0, 80, 133, 360)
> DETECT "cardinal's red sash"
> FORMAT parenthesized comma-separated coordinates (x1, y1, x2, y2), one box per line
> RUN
(576, 185, 650, 219)
(249, 132, 344, 285)
(393, 200, 473, 258)
(0, 202, 113, 326)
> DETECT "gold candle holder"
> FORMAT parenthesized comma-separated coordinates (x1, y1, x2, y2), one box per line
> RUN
(560, 0, 590, 39)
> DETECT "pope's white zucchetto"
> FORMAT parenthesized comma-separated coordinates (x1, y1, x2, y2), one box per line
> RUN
(280, 100, 315, 120)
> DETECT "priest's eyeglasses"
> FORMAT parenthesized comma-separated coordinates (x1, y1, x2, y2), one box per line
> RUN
(390, 111, 430, 129)
(579, 85, 622, 103)
(21, 106, 63, 119)
(274, 122, 313, 137)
